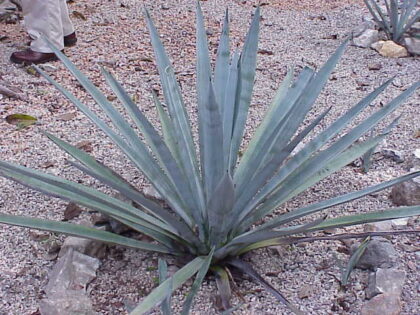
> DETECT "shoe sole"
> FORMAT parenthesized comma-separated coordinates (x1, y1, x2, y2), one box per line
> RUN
(10, 54, 59, 65)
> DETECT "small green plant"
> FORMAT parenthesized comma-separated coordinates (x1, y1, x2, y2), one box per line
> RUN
(364, 0, 420, 43)
(0, 4, 419, 314)
(340, 237, 371, 286)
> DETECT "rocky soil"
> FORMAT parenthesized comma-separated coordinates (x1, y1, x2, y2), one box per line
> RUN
(0, 0, 419, 314)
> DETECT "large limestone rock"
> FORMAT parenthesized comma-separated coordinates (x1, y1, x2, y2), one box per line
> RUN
(40, 292, 96, 315)
(353, 238, 398, 270)
(40, 249, 100, 315)
(378, 41, 408, 58)
(390, 179, 420, 206)
(45, 249, 100, 294)
(404, 37, 420, 55)
(361, 293, 401, 315)
(366, 268, 406, 299)
(353, 29, 379, 48)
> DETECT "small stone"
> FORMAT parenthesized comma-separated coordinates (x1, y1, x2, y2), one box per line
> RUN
(353, 29, 379, 48)
(361, 293, 401, 315)
(390, 179, 420, 206)
(353, 238, 398, 270)
(368, 63, 382, 71)
(75, 140, 93, 153)
(29, 230, 50, 242)
(298, 285, 312, 299)
(378, 41, 408, 58)
(381, 149, 404, 163)
(411, 22, 420, 31)
(95, 213, 131, 234)
(404, 37, 420, 56)
(366, 268, 406, 299)
(63, 202, 83, 221)
(57, 112, 77, 121)
(291, 142, 305, 156)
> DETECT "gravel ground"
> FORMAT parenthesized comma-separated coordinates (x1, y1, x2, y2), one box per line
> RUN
(0, 0, 419, 314)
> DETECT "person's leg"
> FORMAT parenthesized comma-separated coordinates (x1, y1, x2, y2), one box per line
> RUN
(21, 0, 64, 53)
(60, 0, 77, 47)
(60, 0, 75, 37)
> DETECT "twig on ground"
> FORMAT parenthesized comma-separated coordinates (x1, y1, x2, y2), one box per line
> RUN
(281, 229, 420, 245)
(0, 84, 27, 101)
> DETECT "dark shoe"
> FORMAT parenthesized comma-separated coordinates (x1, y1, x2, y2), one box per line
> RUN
(10, 48, 59, 65)
(64, 32, 77, 47)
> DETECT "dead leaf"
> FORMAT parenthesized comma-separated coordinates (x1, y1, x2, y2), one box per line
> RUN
(0, 84, 27, 100)
(63, 202, 83, 221)
(322, 34, 338, 40)
(107, 95, 117, 101)
(42, 161, 55, 169)
(72, 10, 87, 20)
(414, 129, 420, 138)
(57, 112, 77, 121)
(140, 57, 153, 62)
(75, 140, 93, 152)
(29, 230, 50, 242)
(5, 113, 37, 129)
(258, 49, 274, 55)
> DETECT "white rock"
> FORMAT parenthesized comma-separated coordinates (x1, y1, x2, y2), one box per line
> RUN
(404, 37, 420, 55)
(364, 220, 393, 232)
(414, 148, 420, 160)
(353, 29, 379, 48)
(391, 218, 409, 228)
(378, 40, 409, 58)
(40, 63, 58, 72)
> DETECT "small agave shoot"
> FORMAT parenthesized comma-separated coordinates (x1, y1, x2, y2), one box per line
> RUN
(0, 5, 419, 315)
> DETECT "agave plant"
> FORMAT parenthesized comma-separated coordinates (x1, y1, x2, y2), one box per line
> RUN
(1, 4, 419, 314)
(364, 0, 420, 43)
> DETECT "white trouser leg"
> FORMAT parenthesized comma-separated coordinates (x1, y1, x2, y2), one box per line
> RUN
(60, 0, 75, 36)
(21, 0, 66, 53)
